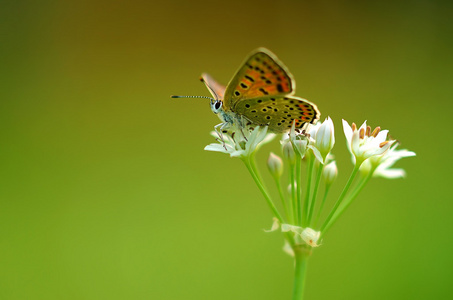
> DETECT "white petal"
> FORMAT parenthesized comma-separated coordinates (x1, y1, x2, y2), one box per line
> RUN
(365, 139, 396, 159)
(281, 224, 303, 234)
(264, 217, 280, 232)
(280, 223, 291, 232)
(308, 122, 321, 138)
(315, 117, 335, 159)
(362, 144, 388, 159)
(359, 120, 367, 131)
(374, 168, 406, 179)
(283, 241, 294, 257)
(293, 139, 308, 158)
(204, 143, 233, 153)
(289, 121, 297, 140)
(262, 133, 276, 144)
(323, 161, 338, 184)
(256, 126, 269, 143)
(247, 126, 261, 147)
(316, 120, 329, 148)
(327, 117, 335, 146)
(394, 149, 416, 158)
(374, 129, 389, 144)
(230, 150, 246, 157)
(248, 126, 266, 151)
(342, 119, 353, 144)
(351, 130, 361, 157)
(308, 145, 325, 164)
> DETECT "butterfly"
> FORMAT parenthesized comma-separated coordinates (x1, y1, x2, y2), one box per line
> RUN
(173, 48, 320, 135)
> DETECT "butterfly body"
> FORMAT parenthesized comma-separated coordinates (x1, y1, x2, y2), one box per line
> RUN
(203, 48, 320, 133)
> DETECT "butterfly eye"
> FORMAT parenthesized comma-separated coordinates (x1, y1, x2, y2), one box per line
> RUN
(210, 100, 223, 115)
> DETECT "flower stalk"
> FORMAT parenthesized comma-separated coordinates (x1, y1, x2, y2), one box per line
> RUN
(292, 245, 311, 300)
(302, 155, 314, 227)
(307, 162, 324, 226)
(242, 156, 284, 223)
(319, 163, 361, 234)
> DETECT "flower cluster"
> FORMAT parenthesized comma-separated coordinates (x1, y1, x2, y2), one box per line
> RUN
(204, 118, 415, 250)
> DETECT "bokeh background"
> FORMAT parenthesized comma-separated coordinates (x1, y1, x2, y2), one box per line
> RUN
(1, 0, 452, 299)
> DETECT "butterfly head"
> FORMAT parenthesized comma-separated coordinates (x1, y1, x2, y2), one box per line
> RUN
(200, 74, 227, 116)
(210, 99, 223, 115)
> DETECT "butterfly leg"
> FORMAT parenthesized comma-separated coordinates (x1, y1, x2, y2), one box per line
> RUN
(238, 115, 249, 142)
(214, 122, 229, 150)
(239, 127, 248, 142)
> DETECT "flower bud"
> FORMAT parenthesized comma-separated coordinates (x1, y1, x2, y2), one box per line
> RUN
(282, 140, 296, 164)
(267, 152, 283, 178)
(310, 117, 335, 164)
(323, 161, 338, 185)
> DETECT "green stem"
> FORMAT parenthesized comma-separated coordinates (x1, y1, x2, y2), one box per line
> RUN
(307, 163, 324, 226)
(292, 245, 311, 300)
(245, 155, 296, 246)
(275, 177, 290, 223)
(320, 163, 361, 234)
(302, 155, 314, 227)
(243, 157, 283, 223)
(323, 167, 376, 234)
(314, 185, 331, 228)
(289, 161, 297, 225)
(296, 156, 302, 226)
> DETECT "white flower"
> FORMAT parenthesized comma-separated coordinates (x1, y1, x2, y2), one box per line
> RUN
(308, 117, 335, 164)
(342, 120, 396, 165)
(360, 142, 416, 178)
(301, 228, 321, 247)
(204, 126, 275, 158)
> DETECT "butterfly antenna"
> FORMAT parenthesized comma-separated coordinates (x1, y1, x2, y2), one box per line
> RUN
(199, 77, 219, 101)
(170, 95, 215, 102)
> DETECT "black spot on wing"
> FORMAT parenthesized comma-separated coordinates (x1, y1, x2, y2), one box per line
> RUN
(245, 75, 255, 82)
(259, 88, 269, 95)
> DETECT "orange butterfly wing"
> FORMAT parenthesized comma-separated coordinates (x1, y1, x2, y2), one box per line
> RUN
(201, 73, 226, 100)
(223, 48, 295, 110)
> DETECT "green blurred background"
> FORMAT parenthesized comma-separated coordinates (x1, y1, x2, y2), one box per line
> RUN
(1, 0, 452, 299)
